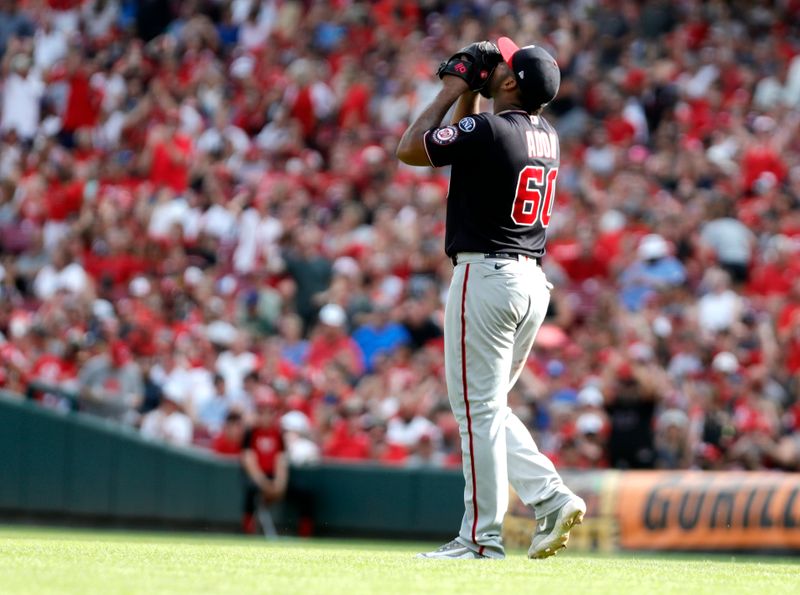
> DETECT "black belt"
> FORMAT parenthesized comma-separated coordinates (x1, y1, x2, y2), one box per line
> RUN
(451, 252, 542, 266)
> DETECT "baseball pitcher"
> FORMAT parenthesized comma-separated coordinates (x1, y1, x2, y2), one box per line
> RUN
(397, 37, 586, 559)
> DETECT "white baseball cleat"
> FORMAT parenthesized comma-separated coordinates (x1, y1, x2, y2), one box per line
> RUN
(528, 496, 586, 559)
(417, 539, 488, 559)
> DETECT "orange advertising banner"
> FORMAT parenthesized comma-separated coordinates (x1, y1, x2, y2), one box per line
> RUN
(617, 471, 800, 550)
(504, 470, 621, 552)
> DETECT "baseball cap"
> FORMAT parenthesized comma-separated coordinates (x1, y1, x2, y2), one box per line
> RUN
(637, 234, 670, 260)
(576, 412, 604, 435)
(318, 303, 346, 327)
(711, 351, 739, 374)
(129, 276, 151, 297)
(162, 381, 185, 406)
(281, 410, 311, 433)
(497, 37, 560, 111)
(577, 386, 604, 408)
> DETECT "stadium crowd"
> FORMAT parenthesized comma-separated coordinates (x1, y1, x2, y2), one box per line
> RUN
(1, 0, 800, 473)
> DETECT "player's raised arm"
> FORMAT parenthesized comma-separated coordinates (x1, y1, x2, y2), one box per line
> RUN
(396, 42, 501, 166)
(395, 77, 466, 166)
(450, 89, 481, 125)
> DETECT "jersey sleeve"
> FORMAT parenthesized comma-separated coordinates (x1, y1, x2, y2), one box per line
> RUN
(423, 114, 494, 167)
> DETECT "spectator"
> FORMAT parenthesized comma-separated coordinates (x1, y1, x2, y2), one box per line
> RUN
(277, 313, 309, 368)
(212, 411, 246, 458)
(619, 234, 686, 312)
(305, 304, 365, 380)
(0, 3, 35, 57)
(759, 432, 800, 471)
(401, 297, 443, 350)
(0, 51, 44, 142)
(653, 409, 691, 469)
(699, 200, 755, 285)
(603, 358, 660, 469)
(352, 304, 411, 373)
(196, 373, 235, 439)
(363, 415, 407, 466)
(405, 432, 446, 468)
(78, 341, 143, 422)
(32, 246, 90, 301)
(29, 335, 80, 395)
(572, 412, 608, 468)
(142, 110, 194, 195)
(216, 332, 258, 396)
(140, 382, 194, 447)
(241, 393, 288, 536)
(322, 399, 371, 461)
(386, 394, 440, 449)
(280, 410, 320, 466)
(747, 235, 799, 301)
(696, 268, 743, 334)
(2, 0, 800, 474)
(56, 47, 102, 147)
(282, 225, 333, 330)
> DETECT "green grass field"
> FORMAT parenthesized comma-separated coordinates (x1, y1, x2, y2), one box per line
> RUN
(1, 526, 798, 594)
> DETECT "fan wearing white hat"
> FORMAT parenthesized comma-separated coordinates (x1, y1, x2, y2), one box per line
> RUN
(619, 234, 687, 311)
(305, 303, 365, 379)
(140, 381, 193, 446)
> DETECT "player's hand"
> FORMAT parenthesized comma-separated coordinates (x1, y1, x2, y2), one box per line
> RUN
(436, 41, 502, 94)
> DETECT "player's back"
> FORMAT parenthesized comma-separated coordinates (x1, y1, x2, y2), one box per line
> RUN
(443, 110, 560, 258)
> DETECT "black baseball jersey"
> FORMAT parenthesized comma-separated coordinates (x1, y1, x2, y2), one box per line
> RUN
(423, 110, 560, 258)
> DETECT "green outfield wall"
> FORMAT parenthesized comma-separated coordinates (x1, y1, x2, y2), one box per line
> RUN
(5, 392, 798, 550)
(0, 392, 464, 538)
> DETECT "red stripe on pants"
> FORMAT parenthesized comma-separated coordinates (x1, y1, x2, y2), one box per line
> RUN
(460, 264, 482, 554)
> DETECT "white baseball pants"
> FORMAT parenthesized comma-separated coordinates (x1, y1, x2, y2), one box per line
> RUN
(445, 253, 574, 558)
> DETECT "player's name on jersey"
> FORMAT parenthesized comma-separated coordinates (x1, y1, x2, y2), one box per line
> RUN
(525, 129, 558, 160)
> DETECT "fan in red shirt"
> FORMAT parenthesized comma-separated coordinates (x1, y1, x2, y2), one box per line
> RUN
(305, 303, 365, 379)
(240, 392, 288, 535)
(212, 411, 245, 457)
(29, 340, 81, 405)
(145, 111, 194, 194)
(30, 352, 77, 384)
(740, 116, 790, 192)
(747, 243, 800, 299)
(604, 112, 636, 146)
(43, 163, 85, 222)
(370, 425, 408, 465)
(549, 229, 612, 284)
(322, 403, 371, 461)
(337, 67, 371, 130)
(62, 65, 101, 136)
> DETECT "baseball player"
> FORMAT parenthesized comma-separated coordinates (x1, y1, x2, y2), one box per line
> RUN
(396, 37, 586, 559)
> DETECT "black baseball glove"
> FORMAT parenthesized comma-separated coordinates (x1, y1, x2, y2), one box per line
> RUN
(436, 41, 502, 96)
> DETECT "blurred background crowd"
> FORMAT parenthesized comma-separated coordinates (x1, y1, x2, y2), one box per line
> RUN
(1, 0, 800, 472)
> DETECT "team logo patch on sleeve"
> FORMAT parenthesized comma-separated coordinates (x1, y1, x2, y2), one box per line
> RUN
(458, 117, 476, 132)
(432, 126, 458, 145)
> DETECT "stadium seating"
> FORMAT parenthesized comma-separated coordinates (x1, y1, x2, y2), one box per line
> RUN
(1, 0, 799, 474)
